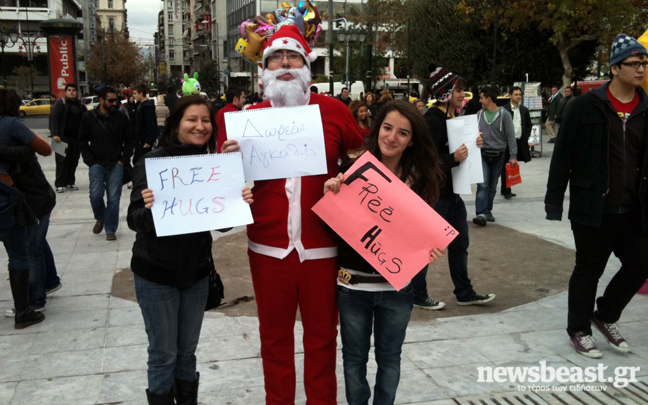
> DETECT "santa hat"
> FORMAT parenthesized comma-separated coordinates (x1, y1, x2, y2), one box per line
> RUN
(428, 65, 462, 103)
(262, 25, 317, 69)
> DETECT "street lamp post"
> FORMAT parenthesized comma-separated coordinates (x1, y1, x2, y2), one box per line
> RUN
(14, 33, 43, 97)
(335, 19, 367, 90)
(0, 28, 18, 88)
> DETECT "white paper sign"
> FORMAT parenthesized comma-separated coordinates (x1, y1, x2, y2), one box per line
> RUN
(446, 115, 484, 195)
(224, 104, 327, 181)
(51, 140, 68, 157)
(144, 153, 253, 237)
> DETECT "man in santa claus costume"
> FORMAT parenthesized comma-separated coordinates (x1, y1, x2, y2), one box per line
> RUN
(219, 25, 363, 404)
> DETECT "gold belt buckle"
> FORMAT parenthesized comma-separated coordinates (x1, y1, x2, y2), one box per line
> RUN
(338, 268, 352, 285)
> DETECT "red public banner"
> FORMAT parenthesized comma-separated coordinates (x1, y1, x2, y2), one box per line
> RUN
(48, 36, 75, 99)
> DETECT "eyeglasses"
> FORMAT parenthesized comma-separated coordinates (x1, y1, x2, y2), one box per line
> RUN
(106, 98, 118, 103)
(269, 52, 302, 62)
(620, 61, 648, 69)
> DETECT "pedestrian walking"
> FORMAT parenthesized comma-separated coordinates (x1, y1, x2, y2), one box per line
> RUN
(546, 34, 648, 358)
(79, 86, 134, 241)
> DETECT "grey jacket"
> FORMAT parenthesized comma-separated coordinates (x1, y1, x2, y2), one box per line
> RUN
(477, 107, 517, 159)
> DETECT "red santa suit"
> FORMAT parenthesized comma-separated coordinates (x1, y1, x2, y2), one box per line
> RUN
(215, 102, 239, 149)
(220, 92, 363, 404)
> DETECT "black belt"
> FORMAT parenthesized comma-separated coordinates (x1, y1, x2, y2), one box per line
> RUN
(338, 268, 387, 285)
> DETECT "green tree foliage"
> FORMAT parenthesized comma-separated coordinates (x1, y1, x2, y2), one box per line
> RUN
(86, 32, 149, 87)
(409, 0, 489, 86)
(458, 0, 648, 87)
(198, 59, 220, 95)
(408, 0, 604, 90)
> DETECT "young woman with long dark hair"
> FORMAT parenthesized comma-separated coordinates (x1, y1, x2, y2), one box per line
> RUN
(324, 100, 446, 404)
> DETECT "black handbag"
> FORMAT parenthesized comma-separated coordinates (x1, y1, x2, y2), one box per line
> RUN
(204, 254, 225, 311)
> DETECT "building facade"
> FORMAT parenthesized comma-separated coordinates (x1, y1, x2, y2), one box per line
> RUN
(94, 0, 127, 34)
(0, 0, 83, 97)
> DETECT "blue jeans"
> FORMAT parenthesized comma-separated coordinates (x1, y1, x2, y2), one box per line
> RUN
(27, 212, 51, 306)
(475, 152, 505, 216)
(338, 284, 413, 405)
(43, 240, 60, 289)
(88, 163, 124, 233)
(2, 225, 29, 270)
(134, 274, 208, 395)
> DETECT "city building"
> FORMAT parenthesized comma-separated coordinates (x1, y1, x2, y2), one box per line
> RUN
(0, 0, 83, 98)
(94, 0, 128, 34)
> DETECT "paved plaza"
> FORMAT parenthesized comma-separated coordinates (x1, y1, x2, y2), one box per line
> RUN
(2, 126, 648, 404)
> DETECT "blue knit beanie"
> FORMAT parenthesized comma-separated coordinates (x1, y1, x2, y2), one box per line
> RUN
(610, 34, 647, 66)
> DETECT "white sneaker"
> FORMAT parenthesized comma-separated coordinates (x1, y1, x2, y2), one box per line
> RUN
(4, 308, 14, 318)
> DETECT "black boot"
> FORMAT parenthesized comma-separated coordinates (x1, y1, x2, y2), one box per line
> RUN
(145, 388, 175, 405)
(174, 372, 199, 405)
(8, 268, 44, 329)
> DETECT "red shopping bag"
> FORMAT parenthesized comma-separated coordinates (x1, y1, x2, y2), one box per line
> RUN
(505, 163, 522, 188)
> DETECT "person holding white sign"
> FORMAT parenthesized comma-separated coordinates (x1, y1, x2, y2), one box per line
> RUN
(423, 66, 496, 307)
(323, 100, 446, 405)
(220, 25, 363, 404)
(127, 96, 253, 404)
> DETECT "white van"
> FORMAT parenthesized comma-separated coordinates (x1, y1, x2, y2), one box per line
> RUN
(314, 81, 366, 101)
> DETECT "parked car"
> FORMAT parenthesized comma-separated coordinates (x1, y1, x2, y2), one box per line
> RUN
(19, 98, 51, 117)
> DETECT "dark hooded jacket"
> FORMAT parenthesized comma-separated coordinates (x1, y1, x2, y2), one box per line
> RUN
(545, 82, 648, 230)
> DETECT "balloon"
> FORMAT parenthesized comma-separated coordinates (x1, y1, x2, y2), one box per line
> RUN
(639, 29, 648, 93)
(243, 24, 266, 63)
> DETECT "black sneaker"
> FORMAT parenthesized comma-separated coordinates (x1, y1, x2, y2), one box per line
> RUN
(472, 215, 487, 226)
(457, 293, 496, 306)
(45, 282, 62, 295)
(486, 212, 496, 222)
(414, 297, 446, 310)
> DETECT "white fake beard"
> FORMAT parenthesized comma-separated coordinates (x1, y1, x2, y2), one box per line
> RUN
(261, 66, 311, 107)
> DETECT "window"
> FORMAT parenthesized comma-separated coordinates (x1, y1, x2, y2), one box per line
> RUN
(168, 11, 173, 20)
(109, 18, 115, 32)
(108, 0, 114, 9)
(169, 50, 175, 60)
(168, 24, 174, 36)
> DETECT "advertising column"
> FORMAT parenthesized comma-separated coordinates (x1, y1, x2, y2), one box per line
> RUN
(48, 35, 75, 99)
(39, 19, 83, 99)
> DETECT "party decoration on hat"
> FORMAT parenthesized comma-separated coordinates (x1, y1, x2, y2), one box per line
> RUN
(182, 73, 201, 96)
(236, 1, 323, 67)
(243, 24, 267, 63)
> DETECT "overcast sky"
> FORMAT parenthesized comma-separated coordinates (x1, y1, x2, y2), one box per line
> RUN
(126, 0, 161, 46)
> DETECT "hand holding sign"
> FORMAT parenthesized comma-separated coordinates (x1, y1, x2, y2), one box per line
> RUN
(144, 153, 254, 237)
(313, 152, 458, 291)
(224, 104, 327, 181)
